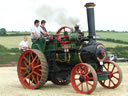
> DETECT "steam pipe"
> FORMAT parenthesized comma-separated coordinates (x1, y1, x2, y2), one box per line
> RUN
(85, 3, 96, 44)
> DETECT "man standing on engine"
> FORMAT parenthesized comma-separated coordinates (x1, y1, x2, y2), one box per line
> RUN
(31, 20, 47, 42)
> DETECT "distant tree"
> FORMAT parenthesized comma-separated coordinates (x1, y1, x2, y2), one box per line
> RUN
(107, 30, 110, 32)
(0, 28, 7, 36)
(111, 30, 115, 32)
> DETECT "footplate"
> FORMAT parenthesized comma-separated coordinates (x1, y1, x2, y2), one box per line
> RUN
(97, 71, 109, 81)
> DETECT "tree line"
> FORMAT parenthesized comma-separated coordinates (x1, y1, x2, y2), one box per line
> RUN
(96, 30, 128, 32)
(0, 28, 7, 36)
(0, 28, 30, 36)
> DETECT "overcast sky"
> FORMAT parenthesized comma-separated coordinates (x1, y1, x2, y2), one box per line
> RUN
(0, 0, 128, 31)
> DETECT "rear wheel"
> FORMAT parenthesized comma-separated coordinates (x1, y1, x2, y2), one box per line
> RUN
(17, 49, 48, 89)
(71, 63, 97, 94)
(99, 61, 122, 88)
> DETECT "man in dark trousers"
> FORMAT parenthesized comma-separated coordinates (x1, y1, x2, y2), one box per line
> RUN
(40, 20, 47, 34)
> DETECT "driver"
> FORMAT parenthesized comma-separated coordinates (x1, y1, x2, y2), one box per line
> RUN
(40, 20, 47, 33)
(30, 20, 47, 42)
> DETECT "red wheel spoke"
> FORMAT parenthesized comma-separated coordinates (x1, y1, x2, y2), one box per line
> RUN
(32, 56, 38, 64)
(37, 76, 40, 83)
(32, 74, 37, 84)
(87, 81, 93, 87)
(81, 65, 86, 71)
(75, 71, 80, 75)
(113, 75, 119, 80)
(30, 52, 34, 60)
(81, 83, 83, 92)
(108, 63, 110, 71)
(80, 68, 83, 75)
(76, 82, 82, 87)
(103, 65, 108, 71)
(75, 78, 79, 80)
(33, 71, 41, 77)
(24, 61, 29, 67)
(23, 73, 31, 81)
(112, 71, 118, 74)
(84, 67, 87, 73)
(108, 79, 111, 87)
(23, 71, 28, 76)
(29, 55, 31, 65)
(86, 70, 91, 77)
(30, 79, 34, 87)
(20, 67, 26, 70)
(38, 69, 42, 72)
(110, 78, 115, 85)
(23, 57, 29, 63)
(78, 67, 82, 75)
(34, 64, 41, 69)
(36, 58, 40, 64)
(111, 65, 115, 72)
(86, 81, 89, 92)
(29, 75, 31, 85)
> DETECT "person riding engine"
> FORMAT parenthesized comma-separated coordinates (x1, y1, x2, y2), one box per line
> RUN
(19, 36, 29, 52)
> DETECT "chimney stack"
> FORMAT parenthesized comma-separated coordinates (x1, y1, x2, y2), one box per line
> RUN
(85, 3, 96, 44)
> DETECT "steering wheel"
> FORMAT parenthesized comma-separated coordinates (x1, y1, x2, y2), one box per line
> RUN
(57, 26, 72, 44)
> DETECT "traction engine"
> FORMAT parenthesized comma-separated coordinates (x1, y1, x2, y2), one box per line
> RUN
(17, 3, 122, 94)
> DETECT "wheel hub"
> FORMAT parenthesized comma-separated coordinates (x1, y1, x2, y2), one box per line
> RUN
(79, 76, 85, 82)
(108, 72, 113, 79)
(27, 66, 32, 73)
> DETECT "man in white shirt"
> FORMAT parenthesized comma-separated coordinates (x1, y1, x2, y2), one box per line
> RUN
(31, 20, 47, 42)
(19, 36, 29, 51)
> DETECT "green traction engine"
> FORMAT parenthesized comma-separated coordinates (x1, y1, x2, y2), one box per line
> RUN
(17, 3, 122, 94)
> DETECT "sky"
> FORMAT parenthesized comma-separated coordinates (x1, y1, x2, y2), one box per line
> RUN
(0, 0, 128, 32)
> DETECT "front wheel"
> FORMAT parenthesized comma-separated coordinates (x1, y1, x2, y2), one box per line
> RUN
(71, 63, 97, 94)
(99, 61, 122, 88)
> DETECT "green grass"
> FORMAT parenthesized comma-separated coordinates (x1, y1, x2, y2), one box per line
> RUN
(0, 52, 20, 64)
(96, 32, 128, 42)
(0, 36, 31, 64)
(0, 36, 32, 49)
(0, 45, 20, 64)
(97, 40, 128, 48)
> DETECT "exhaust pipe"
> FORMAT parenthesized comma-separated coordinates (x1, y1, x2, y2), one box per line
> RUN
(85, 3, 96, 44)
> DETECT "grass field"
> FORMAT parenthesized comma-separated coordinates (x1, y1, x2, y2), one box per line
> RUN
(0, 36, 31, 64)
(97, 32, 128, 42)
(0, 32, 128, 49)
(98, 40, 128, 48)
(0, 32, 128, 64)
(0, 36, 32, 49)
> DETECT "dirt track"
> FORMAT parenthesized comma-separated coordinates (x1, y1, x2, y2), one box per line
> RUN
(0, 63, 128, 96)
